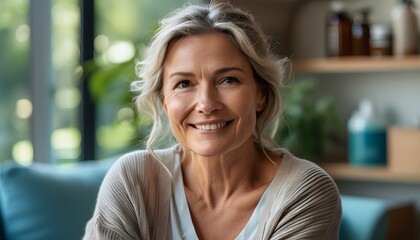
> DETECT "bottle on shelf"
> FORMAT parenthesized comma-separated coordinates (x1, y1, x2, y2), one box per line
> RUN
(326, 1, 352, 57)
(352, 8, 371, 56)
(370, 24, 393, 57)
(391, 0, 418, 56)
(348, 100, 387, 166)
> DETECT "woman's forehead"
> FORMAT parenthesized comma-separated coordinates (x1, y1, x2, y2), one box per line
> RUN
(163, 32, 251, 74)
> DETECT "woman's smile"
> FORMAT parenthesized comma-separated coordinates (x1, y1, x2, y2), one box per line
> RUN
(194, 122, 225, 131)
(190, 120, 234, 132)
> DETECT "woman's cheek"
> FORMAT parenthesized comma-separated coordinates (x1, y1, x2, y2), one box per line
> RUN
(165, 93, 194, 120)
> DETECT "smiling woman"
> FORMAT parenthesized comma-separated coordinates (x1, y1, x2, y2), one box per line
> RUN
(162, 33, 265, 158)
(83, 3, 342, 240)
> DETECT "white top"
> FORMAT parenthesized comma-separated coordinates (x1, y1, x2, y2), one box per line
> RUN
(170, 152, 271, 240)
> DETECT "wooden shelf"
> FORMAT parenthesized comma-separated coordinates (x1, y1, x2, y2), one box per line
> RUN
(294, 56, 420, 74)
(321, 163, 420, 184)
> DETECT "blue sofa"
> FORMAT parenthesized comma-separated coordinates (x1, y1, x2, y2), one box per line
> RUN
(0, 159, 115, 240)
(0, 159, 415, 240)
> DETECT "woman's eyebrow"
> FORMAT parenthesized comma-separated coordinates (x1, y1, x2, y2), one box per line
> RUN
(214, 67, 244, 75)
(169, 72, 195, 79)
(169, 67, 244, 79)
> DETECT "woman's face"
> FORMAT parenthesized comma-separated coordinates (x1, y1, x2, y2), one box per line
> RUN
(162, 32, 265, 157)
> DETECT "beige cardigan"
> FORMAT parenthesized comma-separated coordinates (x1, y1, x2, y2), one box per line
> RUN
(83, 146, 341, 240)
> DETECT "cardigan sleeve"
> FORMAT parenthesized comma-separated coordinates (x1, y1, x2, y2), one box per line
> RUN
(82, 153, 149, 240)
(265, 159, 342, 240)
(83, 150, 174, 240)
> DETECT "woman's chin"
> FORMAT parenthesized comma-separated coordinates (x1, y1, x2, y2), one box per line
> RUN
(185, 143, 232, 158)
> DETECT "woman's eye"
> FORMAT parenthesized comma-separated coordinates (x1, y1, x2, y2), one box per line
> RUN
(221, 76, 239, 85)
(174, 80, 191, 89)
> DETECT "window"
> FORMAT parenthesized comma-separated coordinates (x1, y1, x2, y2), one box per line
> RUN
(51, 0, 81, 164)
(0, 0, 31, 164)
(0, 0, 199, 164)
(93, 0, 200, 159)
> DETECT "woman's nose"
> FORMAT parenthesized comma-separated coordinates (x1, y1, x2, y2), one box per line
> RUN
(195, 86, 222, 114)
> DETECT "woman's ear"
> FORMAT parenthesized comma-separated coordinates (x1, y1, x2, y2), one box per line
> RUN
(256, 86, 266, 112)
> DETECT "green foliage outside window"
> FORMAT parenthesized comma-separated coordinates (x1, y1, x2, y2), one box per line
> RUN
(0, 0, 30, 164)
(89, 0, 200, 158)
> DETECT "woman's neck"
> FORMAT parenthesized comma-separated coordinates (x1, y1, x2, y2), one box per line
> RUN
(180, 139, 269, 209)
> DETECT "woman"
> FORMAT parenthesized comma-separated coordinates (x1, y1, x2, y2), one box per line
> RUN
(84, 3, 341, 240)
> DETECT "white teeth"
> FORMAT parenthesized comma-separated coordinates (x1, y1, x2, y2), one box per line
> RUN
(195, 122, 226, 131)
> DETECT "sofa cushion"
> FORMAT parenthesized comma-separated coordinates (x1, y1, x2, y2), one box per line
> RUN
(0, 159, 114, 240)
(340, 195, 388, 240)
(340, 195, 415, 240)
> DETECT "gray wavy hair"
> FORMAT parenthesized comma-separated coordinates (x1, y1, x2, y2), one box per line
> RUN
(132, 2, 289, 156)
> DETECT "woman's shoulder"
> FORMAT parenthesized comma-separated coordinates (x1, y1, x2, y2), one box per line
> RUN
(87, 147, 176, 239)
(114, 146, 177, 168)
(270, 151, 340, 201)
(280, 152, 334, 184)
(264, 152, 342, 239)
(106, 146, 178, 180)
